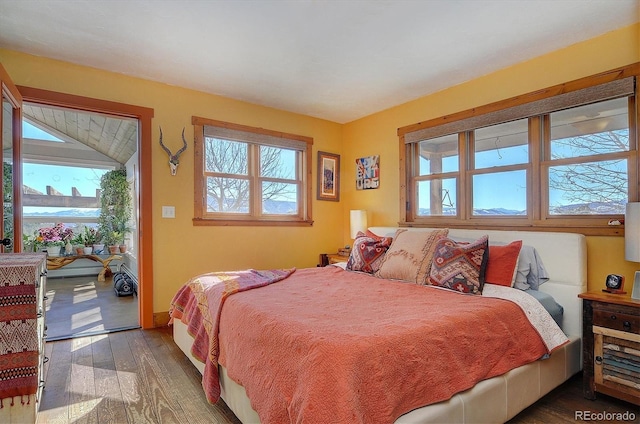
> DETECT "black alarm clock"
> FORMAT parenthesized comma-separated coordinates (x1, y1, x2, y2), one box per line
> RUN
(603, 274, 626, 294)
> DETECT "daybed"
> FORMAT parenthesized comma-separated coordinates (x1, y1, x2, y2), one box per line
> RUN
(170, 227, 587, 423)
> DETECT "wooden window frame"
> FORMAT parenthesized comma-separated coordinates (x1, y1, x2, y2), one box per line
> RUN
(192, 116, 313, 226)
(398, 63, 640, 236)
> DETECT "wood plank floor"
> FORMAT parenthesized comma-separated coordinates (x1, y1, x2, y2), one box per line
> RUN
(38, 327, 639, 424)
(46, 275, 139, 341)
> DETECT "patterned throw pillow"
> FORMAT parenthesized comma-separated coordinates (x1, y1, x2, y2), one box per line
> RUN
(429, 235, 489, 295)
(375, 229, 449, 284)
(346, 231, 393, 274)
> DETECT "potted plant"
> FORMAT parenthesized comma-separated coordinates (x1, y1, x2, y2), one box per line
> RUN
(81, 227, 100, 254)
(23, 231, 40, 253)
(38, 223, 73, 257)
(118, 236, 127, 253)
(70, 232, 85, 255)
(105, 231, 119, 254)
(112, 231, 127, 253)
(98, 169, 132, 255)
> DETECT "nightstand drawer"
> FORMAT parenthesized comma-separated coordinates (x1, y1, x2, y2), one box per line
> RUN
(579, 292, 640, 405)
(593, 326, 640, 403)
(593, 310, 639, 333)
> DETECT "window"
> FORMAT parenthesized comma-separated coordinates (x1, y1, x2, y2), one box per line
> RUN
(547, 98, 629, 215)
(399, 69, 638, 234)
(193, 117, 313, 226)
(416, 133, 458, 216)
(20, 120, 114, 241)
(472, 119, 529, 216)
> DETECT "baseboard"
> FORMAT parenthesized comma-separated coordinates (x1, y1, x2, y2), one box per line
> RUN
(153, 311, 171, 327)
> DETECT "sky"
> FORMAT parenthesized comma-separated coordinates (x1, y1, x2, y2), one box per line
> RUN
(22, 122, 107, 214)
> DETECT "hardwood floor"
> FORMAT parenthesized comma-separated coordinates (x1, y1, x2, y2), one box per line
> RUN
(38, 327, 240, 424)
(45, 275, 139, 341)
(507, 374, 639, 423)
(38, 327, 639, 424)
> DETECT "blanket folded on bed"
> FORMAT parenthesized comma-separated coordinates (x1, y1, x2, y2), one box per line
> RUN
(169, 268, 295, 403)
(482, 283, 569, 352)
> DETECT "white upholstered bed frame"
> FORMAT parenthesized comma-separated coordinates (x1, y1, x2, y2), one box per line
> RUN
(173, 228, 587, 423)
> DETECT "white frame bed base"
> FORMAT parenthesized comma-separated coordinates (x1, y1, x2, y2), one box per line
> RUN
(173, 228, 587, 423)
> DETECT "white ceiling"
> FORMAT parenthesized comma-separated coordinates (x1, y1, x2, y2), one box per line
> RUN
(0, 0, 638, 124)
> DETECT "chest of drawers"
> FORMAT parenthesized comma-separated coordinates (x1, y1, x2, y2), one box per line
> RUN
(579, 291, 640, 406)
(0, 254, 47, 423)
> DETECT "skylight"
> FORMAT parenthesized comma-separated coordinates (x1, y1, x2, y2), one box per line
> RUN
(22, 121, 63, 142)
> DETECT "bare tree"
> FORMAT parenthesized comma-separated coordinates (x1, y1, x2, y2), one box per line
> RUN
(549, 130, 628, 212)
(205, 138, 295, 213)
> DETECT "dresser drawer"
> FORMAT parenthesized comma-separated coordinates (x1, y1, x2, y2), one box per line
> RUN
(593, 310, 639, 333)
(593, 326, 640, 404)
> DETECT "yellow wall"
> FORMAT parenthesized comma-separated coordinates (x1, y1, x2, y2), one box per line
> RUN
(1, 23, 639, 313)
(342, 23, 640, 296)
(0, 49, 344, 312)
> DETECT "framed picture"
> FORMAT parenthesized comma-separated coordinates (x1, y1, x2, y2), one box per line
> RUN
(356, 155, 379, 190)
(317, 151, 340, 201)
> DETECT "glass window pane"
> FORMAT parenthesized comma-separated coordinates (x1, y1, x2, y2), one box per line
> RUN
(205, 137, 248, 175)
(22, 163, 106, 231)
(418, 134, 458, 175)
(551, 98, 629, 159)
(416, 178, 456, 216)
(548, 159, 627, 215)
(474, 119, 528, 169)
(472, 170, 526, 215)
(206, 176, 249, 213)
(260, 146, 295, 180)
(262, 182, 298, 214)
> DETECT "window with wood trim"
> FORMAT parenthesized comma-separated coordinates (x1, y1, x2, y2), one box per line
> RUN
(399, 67, 639, 234)
(193, 116, 313, 226)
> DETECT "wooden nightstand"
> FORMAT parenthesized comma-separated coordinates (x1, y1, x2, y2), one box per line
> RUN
(318, 253, 350, 266)
(578, 292, 640, 405)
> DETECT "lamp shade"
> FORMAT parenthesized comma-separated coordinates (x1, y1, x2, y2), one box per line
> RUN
(350, 210, 368, 239)
(625, 202, 640, 262)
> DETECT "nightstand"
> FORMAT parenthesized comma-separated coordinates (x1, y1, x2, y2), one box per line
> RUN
(318, 253, 350, 266)
(578, 292, 640, 405)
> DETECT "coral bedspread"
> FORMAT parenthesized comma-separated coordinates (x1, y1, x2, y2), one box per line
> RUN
(171, 266, 562, 424)
(169, 268, 295, 402)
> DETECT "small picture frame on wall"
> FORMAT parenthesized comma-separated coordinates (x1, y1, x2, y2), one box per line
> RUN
(317, 151, 340, 201)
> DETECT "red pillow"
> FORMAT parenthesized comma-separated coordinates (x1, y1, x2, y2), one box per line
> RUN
(485, 241, 523, 287)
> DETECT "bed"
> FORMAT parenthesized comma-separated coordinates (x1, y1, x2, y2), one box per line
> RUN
(170, 227, 587, 423)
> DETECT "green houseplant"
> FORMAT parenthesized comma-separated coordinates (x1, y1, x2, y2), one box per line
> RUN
(98, 169, 132, 253)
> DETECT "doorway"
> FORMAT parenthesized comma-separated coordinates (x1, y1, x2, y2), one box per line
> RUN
(21, 103, 140, 339)
(17, 85, 155, 330)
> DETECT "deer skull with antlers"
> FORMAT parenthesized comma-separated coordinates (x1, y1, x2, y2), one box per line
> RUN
(159, 127, 188, 176)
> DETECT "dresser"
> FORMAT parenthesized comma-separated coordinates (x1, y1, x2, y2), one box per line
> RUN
(579, 291, 640, 406)
(0, 254, 47, 423)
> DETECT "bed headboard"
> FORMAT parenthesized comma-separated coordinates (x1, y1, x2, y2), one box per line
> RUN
(368, 227, 587, 338)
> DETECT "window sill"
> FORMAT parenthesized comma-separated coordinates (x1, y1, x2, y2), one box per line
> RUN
(193, 218, 313, 227)
(398, 221, 625, 236)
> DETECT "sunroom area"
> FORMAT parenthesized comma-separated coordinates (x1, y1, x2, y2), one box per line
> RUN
(5, 103, 141, 340)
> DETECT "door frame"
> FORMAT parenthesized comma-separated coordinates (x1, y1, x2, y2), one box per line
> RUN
(1, 64, 23, 251)
(18, 86, 155, 329)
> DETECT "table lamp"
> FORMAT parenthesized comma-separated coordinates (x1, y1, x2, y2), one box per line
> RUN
(350, 210, 368, 239)
(625, 202, 640, 300)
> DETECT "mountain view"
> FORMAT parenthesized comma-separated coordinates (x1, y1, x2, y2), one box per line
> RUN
(418, 199, 627, 216)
